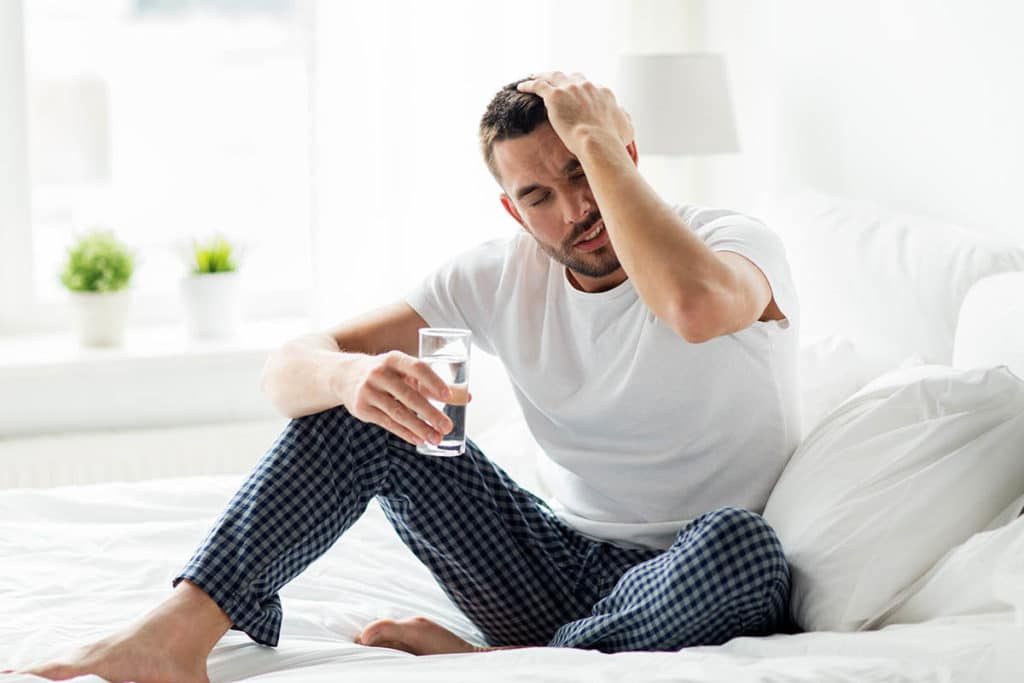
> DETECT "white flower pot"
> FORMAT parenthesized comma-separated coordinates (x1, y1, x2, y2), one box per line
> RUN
(69, 289, 131, 347)
(181, 271, 242, 340)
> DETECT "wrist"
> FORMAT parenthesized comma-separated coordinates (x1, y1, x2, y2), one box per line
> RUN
(324, 351, 364, 408)
(577, 127, 632, 167)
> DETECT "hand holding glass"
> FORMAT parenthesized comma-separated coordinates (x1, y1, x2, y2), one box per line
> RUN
(416, 328, 471, 456)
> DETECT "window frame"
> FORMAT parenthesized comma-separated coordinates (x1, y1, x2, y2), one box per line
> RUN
(0, 0, 35, 335)
(0, 0, 315, 336)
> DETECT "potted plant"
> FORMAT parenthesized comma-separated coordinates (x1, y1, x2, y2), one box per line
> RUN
(59, 229, 135, 347)
(180, 235, 242, 340)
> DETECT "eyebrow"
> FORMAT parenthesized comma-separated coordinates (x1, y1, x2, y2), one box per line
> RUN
(514, 158, 583, 201)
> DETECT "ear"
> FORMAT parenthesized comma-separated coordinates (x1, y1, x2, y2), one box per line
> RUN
(626, 140, 638, 166)
(500, 194, 528, 230)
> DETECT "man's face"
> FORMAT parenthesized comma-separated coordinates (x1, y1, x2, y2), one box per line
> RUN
(493, 122, 625, 292)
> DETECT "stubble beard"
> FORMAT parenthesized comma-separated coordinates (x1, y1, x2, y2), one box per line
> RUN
(533, 210, 622, 278)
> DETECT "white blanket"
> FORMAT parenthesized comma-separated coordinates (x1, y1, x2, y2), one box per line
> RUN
(1, 475, 1021, 683)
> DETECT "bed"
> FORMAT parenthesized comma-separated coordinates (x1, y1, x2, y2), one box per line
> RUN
(2, 190, 1024, 682)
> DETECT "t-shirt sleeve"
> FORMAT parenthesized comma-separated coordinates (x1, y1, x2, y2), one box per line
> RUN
(403, 238, 508, 357)
(677, 205, 800, 327)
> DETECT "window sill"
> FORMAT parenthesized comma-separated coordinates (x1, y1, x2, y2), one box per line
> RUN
(0, 316, 312, 438)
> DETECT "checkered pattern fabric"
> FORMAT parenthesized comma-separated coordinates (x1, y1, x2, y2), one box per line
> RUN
(175, 405, 789, 651)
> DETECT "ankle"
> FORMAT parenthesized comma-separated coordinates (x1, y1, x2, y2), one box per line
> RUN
(129, 580, 232, 659)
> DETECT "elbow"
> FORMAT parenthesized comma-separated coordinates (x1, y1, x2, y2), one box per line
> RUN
(672, 315, 716, 344)
(669, 290, 721, 344)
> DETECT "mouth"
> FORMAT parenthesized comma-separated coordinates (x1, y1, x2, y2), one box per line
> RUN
(573, 219, 609, 251)
(573, 219, 602, 245)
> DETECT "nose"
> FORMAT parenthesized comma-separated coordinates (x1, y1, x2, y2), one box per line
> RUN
(563, 188, 595, 225)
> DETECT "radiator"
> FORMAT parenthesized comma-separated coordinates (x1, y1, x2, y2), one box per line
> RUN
(0, 419, 288, 489)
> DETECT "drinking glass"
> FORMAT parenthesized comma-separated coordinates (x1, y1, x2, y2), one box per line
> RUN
(416, 328, 471, 456)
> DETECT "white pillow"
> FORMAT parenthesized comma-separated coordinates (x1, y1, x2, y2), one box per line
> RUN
(763, 363, 1024, 632)
(796, 334, 927, 439)
(797, 335, 865, 439)
(754, 189, 1024, 367)
(954, 271, 1024, 379)
(863, 492, 1024, 629)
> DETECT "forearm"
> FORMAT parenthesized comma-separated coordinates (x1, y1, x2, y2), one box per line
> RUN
(577, 130, 728, 337)
(260, 333, 368, 419)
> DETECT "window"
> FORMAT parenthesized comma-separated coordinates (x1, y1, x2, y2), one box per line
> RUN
(2, 0, 314, 333)
(2, 0, 623, 336)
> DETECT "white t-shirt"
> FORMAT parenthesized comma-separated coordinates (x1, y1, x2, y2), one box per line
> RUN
(405, 204, 801, 551)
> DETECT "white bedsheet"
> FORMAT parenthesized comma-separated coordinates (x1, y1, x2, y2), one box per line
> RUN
(1, 475, 1021, 683)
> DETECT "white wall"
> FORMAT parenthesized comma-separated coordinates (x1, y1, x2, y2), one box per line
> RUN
(310, 0, 622, 328)
(700, 0, 1024, 243)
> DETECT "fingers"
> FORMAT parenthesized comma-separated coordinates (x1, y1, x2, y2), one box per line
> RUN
(372, 386, 446, 446)
(387, 395, 442, 444)
(518, 70, 567, 95)
(357, 388, 438, 448)
(360, 351, 463, 447)
(518, 70, 589, 94)
(390, 352, 451, 402)
(516, 77, 553, 96)
(364, 405, 427, 447)
(524, 70, 578, 85)
(518, 71, 619, 118)
(384, 372, 452, 435)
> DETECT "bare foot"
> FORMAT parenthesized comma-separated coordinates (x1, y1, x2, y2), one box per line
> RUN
(15, 630, 209, 683)
(356, 616, 491, 655)
(11, 580, 228, 683)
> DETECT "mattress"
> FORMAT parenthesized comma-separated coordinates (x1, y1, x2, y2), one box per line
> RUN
(1, 474, 1020, 683)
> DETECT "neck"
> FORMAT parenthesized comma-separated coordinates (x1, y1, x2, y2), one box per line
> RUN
(566, 267, 628, 293)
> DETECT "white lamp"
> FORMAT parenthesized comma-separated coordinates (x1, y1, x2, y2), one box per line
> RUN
(953, 271, 1024, 378)
(615, 53, 739, 201)
(616, 53, 739, 155)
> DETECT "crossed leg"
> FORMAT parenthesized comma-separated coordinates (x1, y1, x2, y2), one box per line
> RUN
(12, 403, 789, 682)
(355, 507, 790, 656)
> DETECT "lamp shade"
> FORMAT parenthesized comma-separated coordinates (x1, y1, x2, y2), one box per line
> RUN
(615, 53, 739, 156)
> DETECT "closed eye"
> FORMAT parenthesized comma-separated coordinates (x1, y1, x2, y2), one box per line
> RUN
(530, 192, 551, 207)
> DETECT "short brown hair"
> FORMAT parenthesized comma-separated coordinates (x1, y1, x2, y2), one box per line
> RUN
(478, 78, 548, 186)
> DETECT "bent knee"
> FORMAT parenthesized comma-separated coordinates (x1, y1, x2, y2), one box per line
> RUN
(683, 508, 790, 631)
(693, 507, 779, 543)
(682, 507, 788, 578)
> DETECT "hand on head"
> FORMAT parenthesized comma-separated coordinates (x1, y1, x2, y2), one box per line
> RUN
(516, 71, 634, 154)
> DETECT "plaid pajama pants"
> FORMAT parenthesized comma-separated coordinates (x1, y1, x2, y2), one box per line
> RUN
(174, 404, 790, 652)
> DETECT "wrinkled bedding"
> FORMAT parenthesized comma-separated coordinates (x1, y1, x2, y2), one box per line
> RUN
(1, 475, 1021, 682)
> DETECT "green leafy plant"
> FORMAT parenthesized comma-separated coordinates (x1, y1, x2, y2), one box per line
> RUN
(59, 229, 135, 293)
(190, 235, 238, 274)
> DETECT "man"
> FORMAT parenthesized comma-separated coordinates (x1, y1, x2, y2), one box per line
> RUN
(18, 71, 799, 683)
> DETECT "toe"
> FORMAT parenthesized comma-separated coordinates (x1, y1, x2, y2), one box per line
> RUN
(356, 615, 477, 656)
(357, 619, 400, 647)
